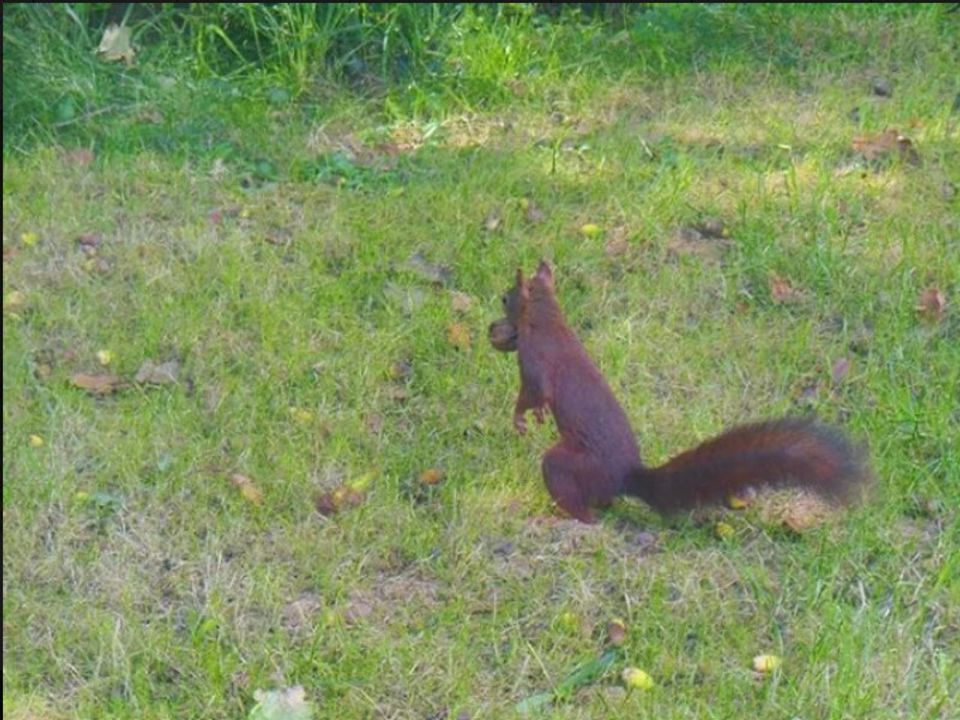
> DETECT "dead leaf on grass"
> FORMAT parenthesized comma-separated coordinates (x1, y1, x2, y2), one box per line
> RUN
(769, 273, 804, 304)
(63, 148, 95, 167)
(607, 618, 627, 647)
(447, 323, 472, 351)
(851, 129, 920, 165)
(388, 359, 413, 382)
(96, 23, 135, 66)
(419, 468, 445, 486)
(136, 359, 180, 385)
(484, 208, 503, 233)
(77, 233, 103, 252)
(314, 486, 365, 517)
(70, 372, 128, 395)
(916, 287, 947, 323)
(229, 473, 264, 506)
(451, 291, 473, 314)
(404, 252, 452, 286)
(604, 224, 631, 257)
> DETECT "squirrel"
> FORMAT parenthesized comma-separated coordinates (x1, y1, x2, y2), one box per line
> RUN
(489, 261, 871, 524)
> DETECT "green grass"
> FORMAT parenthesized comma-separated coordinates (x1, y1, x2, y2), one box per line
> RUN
(3, 4, 959, 719)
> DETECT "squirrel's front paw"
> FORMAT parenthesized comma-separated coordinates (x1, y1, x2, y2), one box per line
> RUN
(513, 413, 528, 435)
(533, 406, 546, 424)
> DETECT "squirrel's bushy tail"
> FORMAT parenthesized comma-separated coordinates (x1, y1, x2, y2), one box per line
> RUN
(625, 418, 871, 515)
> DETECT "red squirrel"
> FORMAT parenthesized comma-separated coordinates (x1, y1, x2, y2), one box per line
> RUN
(489, 261, 871, 523)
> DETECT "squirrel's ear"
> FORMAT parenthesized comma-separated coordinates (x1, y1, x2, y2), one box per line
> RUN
(536, 260, 554, 286)
(517, 267, 530, 301)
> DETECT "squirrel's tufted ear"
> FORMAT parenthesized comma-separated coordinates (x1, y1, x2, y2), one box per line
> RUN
(536, 260, 554, 287)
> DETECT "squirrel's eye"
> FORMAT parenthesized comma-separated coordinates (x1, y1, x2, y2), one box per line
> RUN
(501, 295, 508, 306)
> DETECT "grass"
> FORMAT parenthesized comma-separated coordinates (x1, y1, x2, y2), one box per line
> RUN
(3, 4, 959, 719)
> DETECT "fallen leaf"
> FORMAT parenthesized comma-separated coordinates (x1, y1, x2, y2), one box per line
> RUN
(96, 23, 135, 66)
(447, 323, 472, 351)
(832, 357, 851, 384)
(20, 232, 38, 247)
(726, 486, 756, 509)
(314, 485, 365, 517)
(77, 233, 103, 251)
(135, 359, 180, 385)
(579, 223, 603, 238)
(604, 224, 631, 257)
(96, 349, 114, 366)
(484, 208, 503, 233)
(852, 129, 920, 165)
(621, 667, 654, 690)
(714, 521, 736, 540)
(63, 148, 95, 167)
(230, 473, 263, 506)
(289, 407, 314, 424)
(769, 273, 803, 303)
(71, 372, 128, 395)
(29, 434, 44, 448)
(451, 291, 473, 314)
(388, 359, 413, 381)
(752, 654, 782, 673)
(916, 288, 947, 323)
(419, 468, 445, 486)
(403, 252, 452, 286)
(606, 619, 627, 647)
(249, 685, 314, 720)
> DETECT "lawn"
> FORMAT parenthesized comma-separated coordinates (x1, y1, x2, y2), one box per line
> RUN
(3, 4, 958, 719)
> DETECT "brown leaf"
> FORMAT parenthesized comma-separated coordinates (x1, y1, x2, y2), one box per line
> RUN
(852, 129, 920, 165)
(451, 291, 473, 314)
(832, 357, 851, 384)
(447, 323, 472, 351)
(606, 619, 627, 647)
(230, 473, 263, 505)
(135, 359, 180, 385)
(419, 468, 445, 486)
(70, 372, 128, 395)
(314, 485, 365, 517)
(916, 288, 947, 323)
(77, 233, 103, 250)
(63, 148, 95, 167)
(769, 273, 803, 303)
(365, 412, 385, 435)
